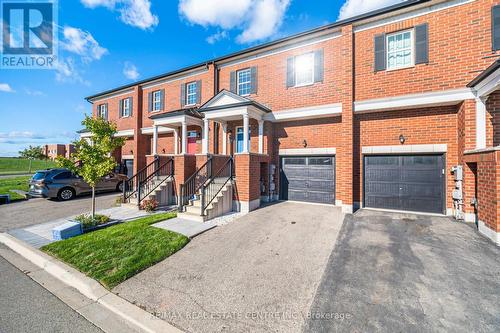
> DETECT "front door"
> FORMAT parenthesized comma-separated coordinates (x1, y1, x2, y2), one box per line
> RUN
(187, 131, 197, 154)
(236, 127, 251, 153)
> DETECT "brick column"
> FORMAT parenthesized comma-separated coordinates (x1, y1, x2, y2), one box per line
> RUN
(173, 155, 197, 202)
(132, 86, 147, 175)
(338, 25, 355, 213)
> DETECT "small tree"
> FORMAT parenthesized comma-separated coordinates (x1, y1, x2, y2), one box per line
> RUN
(19, 146, 47, 172)
(56, 116, 125, 218)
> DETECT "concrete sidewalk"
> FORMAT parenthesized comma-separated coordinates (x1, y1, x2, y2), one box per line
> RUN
(7, 205, 167, 248)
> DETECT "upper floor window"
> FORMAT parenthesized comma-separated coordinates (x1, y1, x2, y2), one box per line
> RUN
(186, 82, 197, 106)
(120, 98, 131, 117)
(386, 30, 414, 70)
(295, 52, 315, 86)
(97, 104, 108, 119)
(153, 91, 162, 112)
(237, 69, 252, 96)
(286, 50, 323, 88)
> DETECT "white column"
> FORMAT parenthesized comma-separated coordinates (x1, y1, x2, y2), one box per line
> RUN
(181, 121, 188, 154)
(152, 125, 159, 155)
(202, 118, 209, 154)
(221, 122, 227, 155)
(243, 113, 249, 153)
(173, 128, 179, 155)
(258, 119, 264, 154)
(476, 97, 487, 150)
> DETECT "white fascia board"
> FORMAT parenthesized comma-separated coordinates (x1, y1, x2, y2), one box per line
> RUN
(203, 107, 249, 120)
(362, 144, 448, 154)
(141, 127, 174, 135)
(265, 103, 342, 122)
(354, 0, 476, 32)
(154, 115, 203, 127)
(474, 67, 500, 99)
(88, 89, 134, 104)
(80, 132, 92, 138)
(354, 89, 475, 112)
(115, 129, 134, 137)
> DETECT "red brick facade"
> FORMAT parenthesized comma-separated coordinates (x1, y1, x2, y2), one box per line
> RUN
(87, 0, 500, 243)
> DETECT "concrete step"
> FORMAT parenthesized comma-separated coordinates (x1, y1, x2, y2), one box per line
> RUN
(177, 211, 207, 223)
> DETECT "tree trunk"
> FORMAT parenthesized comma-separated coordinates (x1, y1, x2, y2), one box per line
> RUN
(91, 186, 96, 219)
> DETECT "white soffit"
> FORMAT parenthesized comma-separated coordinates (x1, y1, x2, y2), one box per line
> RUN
(354, 88, 475, 112)
(265, 103, 342, 122)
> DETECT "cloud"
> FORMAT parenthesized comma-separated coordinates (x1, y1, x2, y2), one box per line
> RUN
(123, 62, 140, 80)
(179, 0, 290, 44)
(25, 89, 45, 96)
(81, 0, 159, 30)
(0, 131, 46, 140)
(54, 57, 90, 86)
(0, 83, 15, 93)
(206, 30, 228, 44)
(61, 26, 108, 62)
(338, 0, 406, 20)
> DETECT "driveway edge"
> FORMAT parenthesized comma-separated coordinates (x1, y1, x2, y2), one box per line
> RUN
(0, 232, 183, 333)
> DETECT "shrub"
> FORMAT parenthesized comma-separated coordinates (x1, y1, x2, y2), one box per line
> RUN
(74, 214, 111, 230)
(140, 199, 158, 213)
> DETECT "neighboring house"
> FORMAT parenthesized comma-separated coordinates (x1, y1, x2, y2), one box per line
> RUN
(43, 144, 75, 160)
(84, 0, 500, 245)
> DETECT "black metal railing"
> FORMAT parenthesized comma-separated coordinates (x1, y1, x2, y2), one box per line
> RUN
(201, 157, 233, 215)
(122, 156, 174, 206)
(137, 157, 174, 204)
(179, 157, 213, 211)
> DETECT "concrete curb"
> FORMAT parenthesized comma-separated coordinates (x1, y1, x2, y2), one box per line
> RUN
(0, 232, 183, 333)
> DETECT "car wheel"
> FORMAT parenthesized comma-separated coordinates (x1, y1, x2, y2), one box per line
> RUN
(116, 182, 124, 192)
(58, 188, 75, 201)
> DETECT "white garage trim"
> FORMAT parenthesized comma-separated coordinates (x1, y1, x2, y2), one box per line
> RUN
(362, 144, 447, 154)
(279, 148, 336, 155)
(265, 104, 342, 122)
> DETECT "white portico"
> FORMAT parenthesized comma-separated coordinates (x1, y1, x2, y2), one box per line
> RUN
(150, 109, 204, 155)
(199, 90, 271, 155)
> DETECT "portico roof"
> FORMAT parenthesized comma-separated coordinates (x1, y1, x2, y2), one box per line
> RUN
(468, 59, 500, 99)
(149, 108, 204, 120)
(200, 90, 271, 113)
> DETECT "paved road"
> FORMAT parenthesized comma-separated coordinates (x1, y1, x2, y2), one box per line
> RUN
(305, 209, 500, 333)
(0, 245, 102, 333)
(0, 193, 120, 232)
(115, 202, 345, 333)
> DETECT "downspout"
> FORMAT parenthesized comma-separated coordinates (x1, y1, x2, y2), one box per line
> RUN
(213, 61, 219, 95)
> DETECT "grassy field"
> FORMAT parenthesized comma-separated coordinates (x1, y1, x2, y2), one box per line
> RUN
(0, 157, 56, 175)
(42, 212, 189, 289)
(0, 176, 31, 201)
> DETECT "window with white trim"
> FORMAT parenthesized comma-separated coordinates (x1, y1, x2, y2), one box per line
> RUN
(97, 104, 107, 119)
(121, 98, 131, 117)
(152, 91, 161, 112)
(237, 68, 251, 96)
(186, 82, 197, 105)
(295, 52, 314, 86)
(387, 30, 414, 70)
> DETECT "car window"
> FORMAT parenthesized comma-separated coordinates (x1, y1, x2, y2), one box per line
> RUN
(32, 172, 47, 180)
(53, 171, 73, 180)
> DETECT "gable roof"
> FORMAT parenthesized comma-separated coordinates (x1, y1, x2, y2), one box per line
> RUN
(85, 0, 430, 101)
(199, 89, 271, 113)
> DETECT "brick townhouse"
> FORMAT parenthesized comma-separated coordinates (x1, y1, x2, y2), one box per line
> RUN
(43, 144, 75, 160)
(84, 0, 500, 245)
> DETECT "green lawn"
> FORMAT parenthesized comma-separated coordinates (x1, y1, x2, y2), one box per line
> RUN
(41, 212, 188, 289)
(0, 176, 30, 201)
(0, 157, 56, 175)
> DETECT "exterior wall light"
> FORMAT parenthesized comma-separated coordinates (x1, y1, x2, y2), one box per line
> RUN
(303, 139, 308, 148)
(399, 135, 406, 144)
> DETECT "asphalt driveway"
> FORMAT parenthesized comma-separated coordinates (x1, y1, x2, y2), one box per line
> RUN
(0, 193, 120, 232)
(114, 202, 345, 333)
(305, 209, 500, 333)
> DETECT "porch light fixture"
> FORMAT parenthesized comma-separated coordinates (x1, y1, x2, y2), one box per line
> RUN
(303, 139, 308, 148)
(399, 134, 406, 144)
(130, 150, 133, 154)
(162, 148, 166, 153)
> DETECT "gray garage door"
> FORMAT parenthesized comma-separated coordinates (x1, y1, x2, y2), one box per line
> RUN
(364, 154, 445, 214)
(280, 156, 335, 204)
